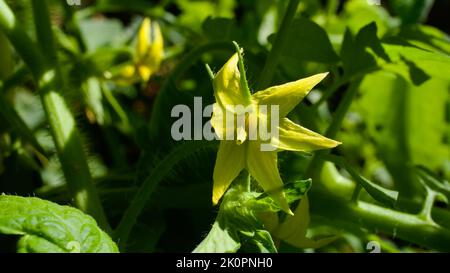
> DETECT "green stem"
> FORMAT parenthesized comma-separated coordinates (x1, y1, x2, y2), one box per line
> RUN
(101, 82, 131, 132)
(31, 0, 56, 63)
(351, 184, 362, 203)
(310, 189, 450, 252)
(418, 187, 437, 223)
(384, 79, 422, 200)
(324, 79, 362, 138)
(232, 41, 252, 101)
(326, 0, 339, 16)
(205, 64, 215, 80)
(0, 0, 44, 78)
(257, 0, 300, 90)
(0, 0, 109, 231)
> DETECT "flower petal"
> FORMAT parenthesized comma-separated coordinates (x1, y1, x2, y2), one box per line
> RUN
(146, 21, 164, 67)
(253, 73, 328, 117)
(246, 141, 293, 215)
(211, 103, 236, 141)
(274, 196, 338, 249)
(271, 118, 341, 152)
(213, 53, 251, 109)
(211, 102, 250, 144)
(211, 103, 225, 139)
(137, 18, 151, 59)
(136, 19, 164, 82)
(137, 65, 152, 83)
(212, 140, 246, 204)
(274, 196, 310, 240)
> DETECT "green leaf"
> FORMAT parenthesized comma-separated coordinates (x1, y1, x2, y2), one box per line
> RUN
(176, 0, 235, 32)
(0, 91, 45, 154)
(339, 21, 449, 86)
(324, 155, 399, 207)
(281, 17, 339, 64)
(383, 40, 450, 81)
(0, 195, 118, 253)
(79, 18, 125, 52)
(82, 77, 104, 125)
(194, 176, 311, 253)
(247, 230, 278, 253)
(193, 220, 241, 253)
(249, 179, 312, 212)
(342, 0, 398, 36)
(398, 24, 450, 55)
(353, 70, 450, 193)
(340, 22, 389, 77)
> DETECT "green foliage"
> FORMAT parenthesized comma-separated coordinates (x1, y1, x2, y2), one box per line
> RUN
(194, 177, 311, 253)
(280, 17, 339, 64)
(0, 195, 118, 253)
(324, 155, 399, 207)
(389, 0, 434, 24)
(79, 18, 126, 52)
(340, 23, 387, 77)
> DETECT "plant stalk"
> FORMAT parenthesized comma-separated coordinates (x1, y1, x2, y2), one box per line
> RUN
(310, 189, 450, 252)
(0, 0, 109, 231)
(257, 0, 300, 90)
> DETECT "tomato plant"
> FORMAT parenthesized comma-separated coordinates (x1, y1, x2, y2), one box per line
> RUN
(0, 0, 449, 253)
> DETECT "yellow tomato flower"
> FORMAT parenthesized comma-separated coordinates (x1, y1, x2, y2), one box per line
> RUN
(116, 18, 164, 84)
(210, 49, 341, 215)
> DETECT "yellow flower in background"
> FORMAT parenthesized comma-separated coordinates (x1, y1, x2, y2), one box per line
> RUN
(210, 47, 341, 215)
(135, 18, 164, 82)
(114, 18, 164, 84)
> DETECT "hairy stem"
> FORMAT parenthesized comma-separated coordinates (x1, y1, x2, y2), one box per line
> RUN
(0, 0, 109, 230)
(310, 188, 450, 252)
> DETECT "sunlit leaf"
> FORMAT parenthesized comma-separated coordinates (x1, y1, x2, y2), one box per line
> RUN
(281, 17, 339, 64)
(0, 195, 118, 253)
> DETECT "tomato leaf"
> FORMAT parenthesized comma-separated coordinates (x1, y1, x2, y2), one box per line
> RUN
(0, 195, 118, 253)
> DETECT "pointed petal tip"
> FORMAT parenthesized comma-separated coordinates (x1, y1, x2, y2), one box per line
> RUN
(212, 196, 219, 206)
(316, 72, 329, 81)
(212, 188, 223, 205)
(286, 208, 294, 216)
(278, 197, 294, 216)
(211, 187, 223, 206)
(142, 17, 151, 26)
(211, 179, 227, 206)
(330, 140, 342, 148)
